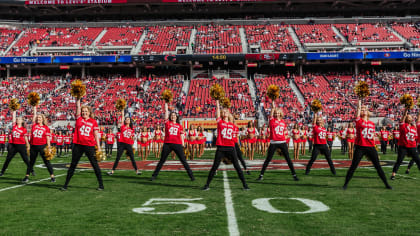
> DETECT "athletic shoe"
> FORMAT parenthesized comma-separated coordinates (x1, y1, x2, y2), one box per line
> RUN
(136, 171, 142, 175)
(0, 172, 4, 177)
(390, 175, 395, 180)
(149, 176, 156, 181)
(243, 185, 250, 190)
(106, 171, 113, 176)
(256, 175, 263, 181)
(293, 175, 299, 181)
(386, 185, 393, 190)
(21, 176, 29, 184)
(202, 185, 210, 191)
(60, 187, 67, 191)
(97, 186, 104, 191)
(190, 176, 195, 181)
(405, 170, 410, 174)
(50, 177, 56, 183)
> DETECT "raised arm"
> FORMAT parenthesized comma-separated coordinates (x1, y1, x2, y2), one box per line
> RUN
(401, 108, 409, 124)
(312, 112, 317, 126)
(216, 100, 221, 119)
(270, 100, 275, 118)
(118, 109, 124, 128)
(12, 110, 17, 124)
(356, 99, 362, 119)
(32, 106, 37, 124)
(164, 102, 169, 120)
(76, 98, 81, 118)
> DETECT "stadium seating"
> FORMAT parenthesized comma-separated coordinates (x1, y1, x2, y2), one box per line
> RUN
(244, 24, 298, 52)
(390, 23, 420, 48)
(6, 28, 48, 56)
(194, 25, 242, 54)
(293, 24, 342, 44)
(97, 27, 144, 46)
(0, 28, 21, 55)
(184, 78, 255, 119)
(139, 26, 192, 55)
(335, 23, 401, 43)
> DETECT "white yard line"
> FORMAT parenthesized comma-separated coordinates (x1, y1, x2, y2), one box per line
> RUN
(0, 173, 67, 193)
(223, 171, 240, 236)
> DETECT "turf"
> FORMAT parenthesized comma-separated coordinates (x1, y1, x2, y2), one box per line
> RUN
(0, 148, 419, 235)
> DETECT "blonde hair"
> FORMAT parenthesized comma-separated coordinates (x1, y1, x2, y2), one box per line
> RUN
(273, 108, 284, 119)
(37, 114, 48, 126)
(81, 105, 95, 119)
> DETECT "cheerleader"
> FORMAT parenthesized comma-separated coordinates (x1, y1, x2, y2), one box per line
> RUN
(257, 127, 264, 155)
(391, 126, 400, 153)
(61, 98, 104, 191)
(107, 109, 140, 176)
(343, 99, 392, 189)
(346, 123, 355, 160)
(339, 126, 347, 154)
(105, 129, 115, 157)
(0, 110, 31, 177)
(230, 115, 250, 175)
(137, 126, 149, 161)
(197, 126, 205, 157)
(64, 131, 72, 154)
(257, 100, 299, 181)
(379, 126, 389, 155)
(326, 127, 335, 154)
(300, 126, 308, 156)
(307, 127, 314, 153)
(153, 125, 163, 159)
(391, 108, 420, 178)
(202, 100, 249, 190)
(292, 123, 300, 160)
(187, 125, 198, 160)
(305, 112, 336, 175)
(0, 130, 6, 155)
(22, 105, 55, 183)
(246, 121, 258, 160)
(56, 131, 64, 157)
(150, 102, 194, 181)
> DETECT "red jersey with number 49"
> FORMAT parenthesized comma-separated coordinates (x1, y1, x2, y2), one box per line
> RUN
(269, 118, 286, 141)
(11, 125, 27, 144)
(0, 134, 6, 144)
(355, 118, 375, 147)
(30, 124, 50, 145)
(73, 116, 99, 147)
(164, 121, 183, 144)
(216, 118, 236, 147)
(120, 125, 135, 145)
(380, 130, 389, 141)
(106, 134, 115, 144)
(313, 125, 327, 145)
(399, 123, 418, 148)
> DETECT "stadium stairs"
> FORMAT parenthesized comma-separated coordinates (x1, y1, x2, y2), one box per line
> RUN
(386, 25, 412, 47)
(247, 77, 265, 124)
(187, 28, 197, 55)
(2, 30, 24, 56)
(131, 29, 147, 55)
(92, 28, 108, 46)
(239, 27, 248, 54)
(288, 26, 305, 53)
(289, 79, 306, 108)
(332, 25, 349, 45)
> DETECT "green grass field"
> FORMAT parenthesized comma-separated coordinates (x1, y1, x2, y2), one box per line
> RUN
(0, 148, 420, 235)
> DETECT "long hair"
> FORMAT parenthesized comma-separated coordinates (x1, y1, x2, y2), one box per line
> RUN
(81, 105, 95, 119)
(36, 114, 48, 126)
(170, 112, 180, 124)
(124, 116, 134, 129)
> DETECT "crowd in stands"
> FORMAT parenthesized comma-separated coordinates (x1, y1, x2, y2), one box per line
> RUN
(194, 25, 242, 54)
(139, 26, 192, 55)
(293, 24, 342, 44)
(245, 24, 298, 52)
(390, 22, 420, 48)
(0, 28, 21, 55)
(97, 26, 143, 47)
(336, 23, 401, 43)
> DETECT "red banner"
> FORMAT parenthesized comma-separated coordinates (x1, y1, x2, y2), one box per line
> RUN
(162, 0, 274, 2)
(25, 0, 127, 5)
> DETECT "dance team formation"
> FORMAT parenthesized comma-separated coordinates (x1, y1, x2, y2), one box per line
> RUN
(0, 80, 419, 191)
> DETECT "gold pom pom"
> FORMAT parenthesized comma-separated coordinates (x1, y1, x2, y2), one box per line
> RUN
(161, 89, 173, 103)
(9, 98, 20, 111)
(311, 99, 323, 113)
(70, 79, 86, 98)
(400, 94, 414, 109)
(27, 92, 41, 107)
(222, 156, 232, 164)
(95, 147, 106, 162)
(267, 84, 280, 100)
(354, 81, 370, 98)
(210, 84, 225, 100)
(44, 146, 56, 161)
(115, 98, 127, 111)
(220, 96, 231, 108)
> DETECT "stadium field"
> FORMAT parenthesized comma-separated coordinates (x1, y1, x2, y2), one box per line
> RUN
(0, 149, 419, 235)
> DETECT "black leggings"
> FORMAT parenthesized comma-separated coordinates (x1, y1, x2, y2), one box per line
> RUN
(151, 143, 194, 179)
(112, 142, 137, 171)
(306, 144, 336, 175)
(57, 145, 63, 156)
(235, 143, 247, 170)
(105, 143, 113, 155)
(259, 142, 296, 177)
(1, 143, 30, 174)
(393, 146, 420, 173)
(63, 144, 103, 188)
(344, 145, 390, 188)
(380, 140, 387, 154)
(407, 145, 420, 170)
(0, 143, 5, 154)
(26, 144, 54, 175)
(205, 146, 247, 187)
